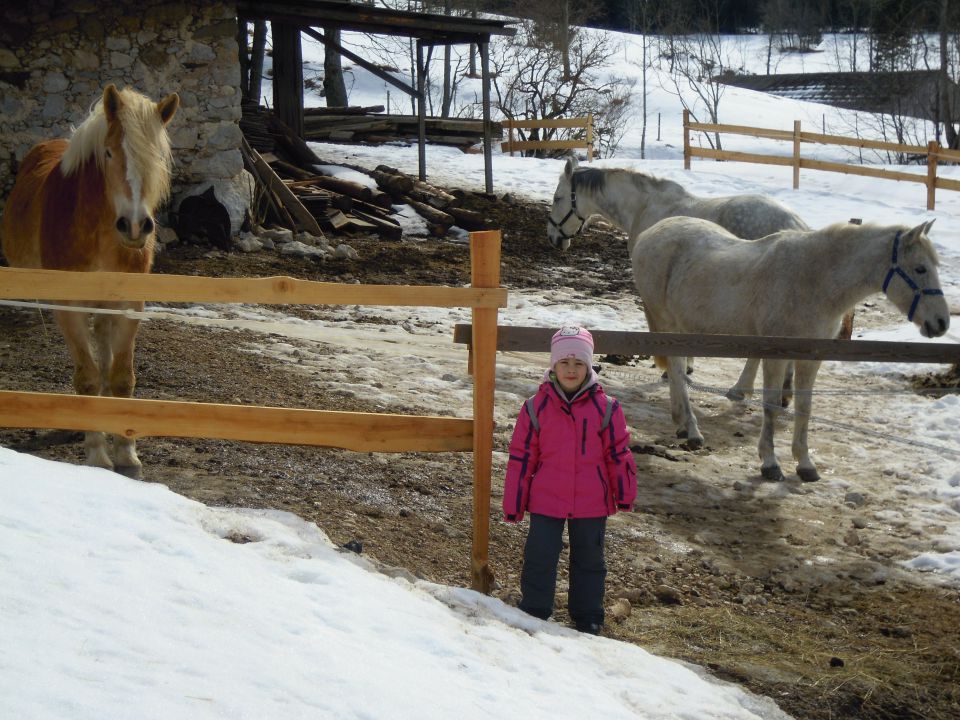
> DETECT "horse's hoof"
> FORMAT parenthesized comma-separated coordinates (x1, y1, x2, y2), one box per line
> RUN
(780, 397, 792, 409)
(760, 464, 783, 482)
(676, 429, 688, 439)
(686, 437, 704, 451)
(797, 467, 820, 482)
(114, 464, 143, 480)
(725, 389, 745, 402)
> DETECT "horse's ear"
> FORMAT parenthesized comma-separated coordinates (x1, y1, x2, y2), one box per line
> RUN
(565, 157, 579, 177)
(903, 220, 934, 244)
(103, 84, 122, 123)
(923, 218, 936, 235)
(157, 92, 180, 126)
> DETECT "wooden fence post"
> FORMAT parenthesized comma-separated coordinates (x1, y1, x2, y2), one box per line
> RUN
(586, 113, 594, 161)
(793, 120, 801, 189)
(927, 140, 939, 210)
(469, 229, 501, 594)
(683, 109, 691, 170)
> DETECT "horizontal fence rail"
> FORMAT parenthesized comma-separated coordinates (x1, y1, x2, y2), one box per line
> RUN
(453, 324, 959, 365)
(502, 115, 593, 160)
(0, 267, 507, 308)
(0, 391, 474, 452)
(682, 109, 960, 210)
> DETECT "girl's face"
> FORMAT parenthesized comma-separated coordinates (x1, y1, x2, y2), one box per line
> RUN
(555, 357, 588, 393)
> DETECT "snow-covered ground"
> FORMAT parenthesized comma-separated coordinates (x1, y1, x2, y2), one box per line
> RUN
(2, 24, 959, 720)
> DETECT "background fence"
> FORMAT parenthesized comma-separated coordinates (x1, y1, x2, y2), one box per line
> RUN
(502, 115, 593, 160)
(683, 109, 960, 210)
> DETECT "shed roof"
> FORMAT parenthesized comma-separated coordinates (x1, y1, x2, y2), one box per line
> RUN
(236, 0, 515, 44)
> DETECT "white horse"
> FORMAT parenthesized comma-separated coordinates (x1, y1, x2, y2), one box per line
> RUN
(632, 216, 948, 482)
(546, 158, 815, 403)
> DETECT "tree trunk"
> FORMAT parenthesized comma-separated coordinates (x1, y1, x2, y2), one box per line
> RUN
(249, 21, 267, 106)
(323, 26, 349, 107)
(940, 0, 959, 148)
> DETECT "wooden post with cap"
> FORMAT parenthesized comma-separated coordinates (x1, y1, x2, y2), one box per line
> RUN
(469, 229, 501, 593)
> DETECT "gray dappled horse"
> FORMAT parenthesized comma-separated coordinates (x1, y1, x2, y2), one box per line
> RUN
(631, 216, 948, 482)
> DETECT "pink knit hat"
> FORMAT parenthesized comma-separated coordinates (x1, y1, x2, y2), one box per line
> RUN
(550, 326, 594, 369)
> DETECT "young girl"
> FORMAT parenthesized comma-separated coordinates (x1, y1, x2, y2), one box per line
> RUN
(503, 326, 637, 634)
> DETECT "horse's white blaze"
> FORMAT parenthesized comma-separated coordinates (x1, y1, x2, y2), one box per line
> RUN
(631, 216, 948, 481)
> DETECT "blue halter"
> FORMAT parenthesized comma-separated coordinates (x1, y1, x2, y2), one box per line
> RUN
(881, 230, 943, 322)
(548, 181, 588, 240)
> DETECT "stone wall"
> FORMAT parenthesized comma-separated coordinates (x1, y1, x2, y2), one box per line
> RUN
(0, 0, 246, 226)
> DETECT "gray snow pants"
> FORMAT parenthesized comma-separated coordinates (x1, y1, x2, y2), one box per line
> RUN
(519, 513, 607, 625)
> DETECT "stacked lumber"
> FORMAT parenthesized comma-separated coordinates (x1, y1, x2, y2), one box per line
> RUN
(239, 104, 498, 241)
(303, 108, 503, 149)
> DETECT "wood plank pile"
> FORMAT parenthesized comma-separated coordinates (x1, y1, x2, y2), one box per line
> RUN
(302, 106, 503, 149)
(239, 104, 498, 241)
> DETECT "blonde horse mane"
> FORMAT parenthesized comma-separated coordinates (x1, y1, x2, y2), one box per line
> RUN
(61, 87, 174, 208)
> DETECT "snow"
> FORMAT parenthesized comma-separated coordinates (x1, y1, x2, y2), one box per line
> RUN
(2, 25, 960, 720)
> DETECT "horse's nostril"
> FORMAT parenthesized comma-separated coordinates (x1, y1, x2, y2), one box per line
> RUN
(142, 216, 154, 235)
(116, 217, 130, 235)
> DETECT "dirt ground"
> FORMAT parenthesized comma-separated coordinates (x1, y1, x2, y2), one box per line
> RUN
(2, 191, 959, 720)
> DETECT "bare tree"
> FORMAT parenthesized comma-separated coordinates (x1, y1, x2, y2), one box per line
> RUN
(490, 17, 633, 158)
(624, 0, 657, 158)
(660, 0, 745, 152)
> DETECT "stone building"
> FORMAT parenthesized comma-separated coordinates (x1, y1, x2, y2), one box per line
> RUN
(0, 0, 247, 229)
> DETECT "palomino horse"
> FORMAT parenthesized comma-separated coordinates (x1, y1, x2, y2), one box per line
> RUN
(631, 216, 948, 482)
(1, 84, 179, 477)
(546, 158, 827, 404)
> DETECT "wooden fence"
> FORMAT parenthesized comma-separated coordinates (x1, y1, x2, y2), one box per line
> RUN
(0, 230, 506, 593)
(682, 109, 960, 210)
(453, 324, 959, 366)
(502, 115, 594, 160)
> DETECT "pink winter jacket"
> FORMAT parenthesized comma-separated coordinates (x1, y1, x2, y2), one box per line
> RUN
(503, 377, 637, 522)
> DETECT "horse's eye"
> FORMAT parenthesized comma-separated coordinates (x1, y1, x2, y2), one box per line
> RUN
(105, 149, 113, 159)
(915, 266, 927, 274)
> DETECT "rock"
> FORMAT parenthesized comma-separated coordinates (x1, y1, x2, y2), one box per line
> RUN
(654, 584, 683, 605)
(279, 241, 327, 259)
(259, 227, 294, 243)
(844, 491, 867, 508)
(234, 233, 263, 253)
(335, 243, 359, 260)
(341, 539, 363, 554)
(608, 598, 632, 620)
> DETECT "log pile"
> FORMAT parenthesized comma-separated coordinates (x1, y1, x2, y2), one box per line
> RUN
(238, 104, 498, 241)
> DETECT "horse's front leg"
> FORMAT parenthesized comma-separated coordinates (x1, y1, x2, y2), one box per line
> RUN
(99, 309, 144, 478)
(666, 356, 703, 449)
(726, 358, 759, 402)
(757, 358, 789, 481)
(790, 359, 822, 482)
(55, 308, 113, 470)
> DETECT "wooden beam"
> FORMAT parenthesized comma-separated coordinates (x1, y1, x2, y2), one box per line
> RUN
(0, 391, 473, 453)
(469, 231, 501, 594)
(0, 268, 509, 309)
(452, 324, 959, 364)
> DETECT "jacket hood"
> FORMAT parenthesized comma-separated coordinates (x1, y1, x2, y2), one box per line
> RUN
(541, 366, 600, 401)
